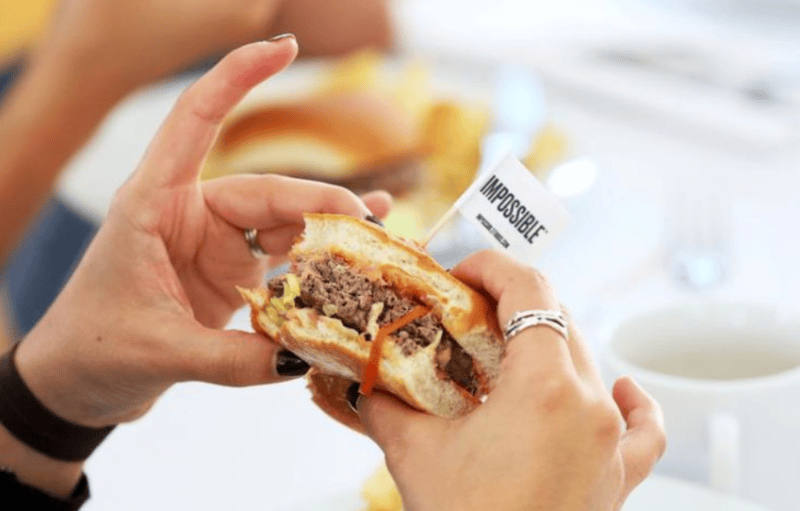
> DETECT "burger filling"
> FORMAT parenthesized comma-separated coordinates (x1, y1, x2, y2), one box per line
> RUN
(267, 257, 478, 395)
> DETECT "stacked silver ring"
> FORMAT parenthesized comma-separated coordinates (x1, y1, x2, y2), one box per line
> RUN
(503, 309, 569, 342)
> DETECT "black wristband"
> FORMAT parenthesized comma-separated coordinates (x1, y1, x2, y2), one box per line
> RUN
(0, 343, 114, 461)
(0, 468, 90, 511)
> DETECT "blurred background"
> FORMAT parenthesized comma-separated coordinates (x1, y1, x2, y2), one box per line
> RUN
(1, 0, 799, 510)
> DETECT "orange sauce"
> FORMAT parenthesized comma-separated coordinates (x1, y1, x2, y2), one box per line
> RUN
(360, 305, 429, 396)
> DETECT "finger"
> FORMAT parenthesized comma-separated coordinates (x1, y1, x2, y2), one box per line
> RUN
(360, 190, 393, 220)
(357, 390, 444, 461)
(449, 250, 574, 383)
(614, 376, 667, 495)
(249, 194, 386, 255)
(174, 323, 309, 386)
(450, 250, 559, 325)
(135, 39, 298, 190)
(253, 221, 305, 257)
(203, 177, 390, 264)
(565, 322, 605, 389)
(203, 174, 377, 230)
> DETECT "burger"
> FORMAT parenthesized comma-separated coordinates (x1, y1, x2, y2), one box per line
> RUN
(239, 213, 504, 431)
(215, 92, 425, 197)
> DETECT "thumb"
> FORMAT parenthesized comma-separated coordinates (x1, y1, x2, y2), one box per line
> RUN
(176, 322, 308, 386)
(357, 390, 444, 460)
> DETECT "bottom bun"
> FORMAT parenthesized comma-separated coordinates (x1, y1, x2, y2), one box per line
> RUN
(279, 308, 480, 421)
(240, 279, 496, 432)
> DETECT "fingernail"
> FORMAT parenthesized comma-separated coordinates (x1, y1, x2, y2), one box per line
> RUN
(365, 214, 384, 227)
(346, 382, 361, 413)
(276, 349, 310, 377)
(268, 33, 296, 43)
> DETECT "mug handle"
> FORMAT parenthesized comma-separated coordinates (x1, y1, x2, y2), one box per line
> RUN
(708, 413, 740, 494)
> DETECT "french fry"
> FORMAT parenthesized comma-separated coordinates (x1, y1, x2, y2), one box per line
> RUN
(362, 463, 403, 511)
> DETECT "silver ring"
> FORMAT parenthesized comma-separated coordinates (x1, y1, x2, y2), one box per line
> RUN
(503, 309, 569, 342)
(244, 228, 268, 258)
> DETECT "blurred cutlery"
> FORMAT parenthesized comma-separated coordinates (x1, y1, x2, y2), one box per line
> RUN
(665, 184, 732, 291)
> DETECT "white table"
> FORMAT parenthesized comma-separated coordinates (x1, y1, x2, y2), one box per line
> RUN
(58, 1, 800, 509)
(82, 368, 773, 511)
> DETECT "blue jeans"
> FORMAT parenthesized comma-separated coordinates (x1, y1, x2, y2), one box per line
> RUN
(0, 58, 98, 336)
(1, 199, 98, 335)
(0, 54, 220, 336)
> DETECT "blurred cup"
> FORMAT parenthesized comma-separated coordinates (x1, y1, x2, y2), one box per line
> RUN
(601, 301, 800, 511)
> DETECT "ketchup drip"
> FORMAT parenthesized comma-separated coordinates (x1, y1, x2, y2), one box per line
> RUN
(360, 305, 429, 396)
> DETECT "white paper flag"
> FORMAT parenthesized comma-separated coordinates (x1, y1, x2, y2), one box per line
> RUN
(426, 154, 570, 263)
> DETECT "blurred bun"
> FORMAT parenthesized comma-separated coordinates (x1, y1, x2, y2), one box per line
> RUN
(217, 92, 425, 196)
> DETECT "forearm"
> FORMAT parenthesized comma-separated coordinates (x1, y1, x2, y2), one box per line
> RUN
(273, 0, 394, 56)
(0, 49, 123, 264)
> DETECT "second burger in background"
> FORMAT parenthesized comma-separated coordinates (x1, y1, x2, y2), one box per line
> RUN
(212, 91, 425, 197)
(204, 51, 570, 242)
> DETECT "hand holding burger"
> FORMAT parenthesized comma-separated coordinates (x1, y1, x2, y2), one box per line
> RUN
(240, 216, 666, 511)
(0, 38, 391, 498)
(353, 250, 666, 511)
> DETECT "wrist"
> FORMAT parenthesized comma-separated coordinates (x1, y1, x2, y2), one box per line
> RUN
(0, 414, 84, 499)
(13, 309, 105, 429)
(13, 282, 158, 430)
(0, 468, 90, 510)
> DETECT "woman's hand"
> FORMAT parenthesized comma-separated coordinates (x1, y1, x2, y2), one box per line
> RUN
(14, 38, 390, 430)
(355, 251, 665, 511)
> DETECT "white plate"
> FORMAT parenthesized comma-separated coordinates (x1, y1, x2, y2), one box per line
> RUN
(287, 475, 774, 511)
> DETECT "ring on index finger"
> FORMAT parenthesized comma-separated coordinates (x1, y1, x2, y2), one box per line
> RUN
(503, 309, 569, 342)
(244, 228, 268, 259)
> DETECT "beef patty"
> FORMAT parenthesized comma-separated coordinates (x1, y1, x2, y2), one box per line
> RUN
(268, 257, 478, 395)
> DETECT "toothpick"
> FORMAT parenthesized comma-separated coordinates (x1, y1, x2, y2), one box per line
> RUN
(422, 202, 459, 248)
(422, 174, 486, 248)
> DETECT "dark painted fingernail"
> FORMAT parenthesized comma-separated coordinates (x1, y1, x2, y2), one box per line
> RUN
(346, 382, 361, 413)
(268, 33, 296, 43)
(276, 349, 310, 376)
(365, 214, 384, 227)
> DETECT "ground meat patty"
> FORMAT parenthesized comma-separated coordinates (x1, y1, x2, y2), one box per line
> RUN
(435, 333, 478, 395)
(268, 257, 478, 394)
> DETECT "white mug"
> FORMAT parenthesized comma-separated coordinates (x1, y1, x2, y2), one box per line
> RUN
(601, 301, 800, 511)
